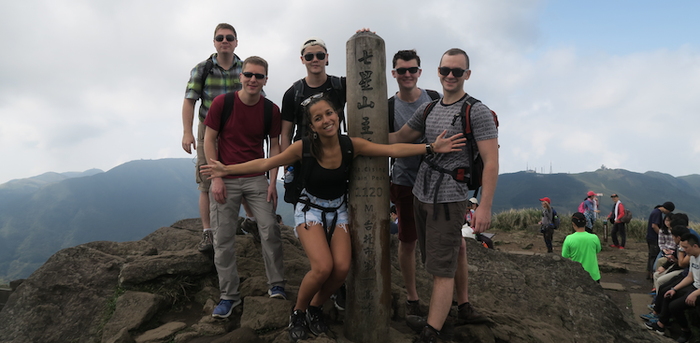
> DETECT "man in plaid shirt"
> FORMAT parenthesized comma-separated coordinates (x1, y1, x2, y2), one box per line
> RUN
(182, 23, 255, 252)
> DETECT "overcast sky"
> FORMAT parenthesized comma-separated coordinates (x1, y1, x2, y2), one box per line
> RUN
(1, 0, 699, 185)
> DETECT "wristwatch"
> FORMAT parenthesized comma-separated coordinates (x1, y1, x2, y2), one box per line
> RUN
(425, 143, 433, 154)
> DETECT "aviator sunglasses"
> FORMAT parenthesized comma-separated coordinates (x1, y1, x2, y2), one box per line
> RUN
(242, 72, 266, 79)
(303, 52, 327, 61)
(394, 67, 419, 75)
(439, 67, 468, 78)
(215, 34, 236, 42)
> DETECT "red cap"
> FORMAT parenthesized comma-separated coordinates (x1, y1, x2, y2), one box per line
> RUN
(539, 197, 551, 204)
(587, 191, 596, 197)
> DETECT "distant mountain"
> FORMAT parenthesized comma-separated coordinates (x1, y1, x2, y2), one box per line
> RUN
(0, 159, 294, 283)
(493, 168, 700, 222)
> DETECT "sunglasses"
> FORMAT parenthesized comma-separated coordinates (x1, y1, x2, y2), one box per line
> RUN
(215, 34, 236, 42)
(301, 93, 324, 107)
(242, 72, 265, 79)
(439, 67, 468, 78)
(303, 52, 327, 61)
(394, 67, 419, 75)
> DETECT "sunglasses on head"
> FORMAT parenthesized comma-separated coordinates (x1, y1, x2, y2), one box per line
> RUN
(394, 67, 419, 75)
(303, 52, 327, 61)
(439, 67, 468, 78)
(215, 34, 236, 42)
(242, 72, 265, 79)
(301, 93, 324, 107)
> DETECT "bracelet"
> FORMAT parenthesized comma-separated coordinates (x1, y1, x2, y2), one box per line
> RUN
(425, 143, 433, 154)
(671, 287, 676, 292)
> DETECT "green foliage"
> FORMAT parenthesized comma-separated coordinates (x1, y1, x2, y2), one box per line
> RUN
(492, 208, 542, 231)
(98, 286, 127, 334)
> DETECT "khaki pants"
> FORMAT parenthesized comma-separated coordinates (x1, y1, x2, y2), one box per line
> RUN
(210, 175, 285, 300)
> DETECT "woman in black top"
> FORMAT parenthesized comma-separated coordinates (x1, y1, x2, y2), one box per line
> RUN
(202, 96, 464, 342)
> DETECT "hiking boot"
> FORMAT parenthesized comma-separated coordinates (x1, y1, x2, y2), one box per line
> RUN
(332, 283, 346, 310)
(242, 218, 260, 242)
(212, 298, 241, 319)
(306, 305, 328, 336)
(406, 300, 424, 317)
(418, 325, 440, 343)
(455, 302, 489, 325)
(197, 230, 214, 252)
(268, 286, 287, 300)
(644, 321, 665, 335)
(288, 308, 309, 342)
(406, 315, 427, 333)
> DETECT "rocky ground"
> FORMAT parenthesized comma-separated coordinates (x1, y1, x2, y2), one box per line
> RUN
(0, 219, 678, 343)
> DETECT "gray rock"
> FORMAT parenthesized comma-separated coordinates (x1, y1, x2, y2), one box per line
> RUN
(134, 321, 186, 343)
(104, 328, 135, 343)
(212, 327, 264, 343)
(118, 250, 213, 286)
(102, 291, 166, 342)
(240, 296, 293, 330)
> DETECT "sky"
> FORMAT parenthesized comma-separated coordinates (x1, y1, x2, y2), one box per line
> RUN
(1, 0, 699, 185)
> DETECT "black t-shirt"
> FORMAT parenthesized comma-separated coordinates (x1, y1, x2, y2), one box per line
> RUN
(281, 76, 346, 142)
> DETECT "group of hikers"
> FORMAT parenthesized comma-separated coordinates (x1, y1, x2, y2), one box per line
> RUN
(538, 194, 700, 342)
(182, 24, 498, 342)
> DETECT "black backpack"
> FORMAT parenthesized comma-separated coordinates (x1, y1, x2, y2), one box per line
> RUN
(283, 134, 354, 205)
(292, 76, 346, 140)
(217, 92, 274, 165)
(551, 207, 560, 229)
(421, 95, 499, 199)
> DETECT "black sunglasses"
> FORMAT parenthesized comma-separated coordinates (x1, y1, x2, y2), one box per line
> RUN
(439, 67, 468, 77)
(215, 34, 236, 42)
(394, 67, 419, 75)
(303, 52, 327, 61)
(242, 72, 265, 79)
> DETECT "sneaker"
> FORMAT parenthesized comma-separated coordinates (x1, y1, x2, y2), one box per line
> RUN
(647, 304, 655, 311)
(640, 312, 658, 321)
(619, 246, 625, 250)
(268, 286, 287, 300)
(288, 308, 309, 342)
(418, 325, 440, 343)
(197, 230, 214, 252)
(242, 218, 260, 242)
(306, 305, 328, 336)
(610, 244, 619, 248)
(455, 302, 489, 325)
(644, 321, 665, 335)
(406, 300, 424, 317)
(212, 299, 241, 319)
(332, 283, 346, 310)
(676, 330, 691, 343)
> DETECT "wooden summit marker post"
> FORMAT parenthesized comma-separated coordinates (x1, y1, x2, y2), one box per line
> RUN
(344, 31, 391, 342)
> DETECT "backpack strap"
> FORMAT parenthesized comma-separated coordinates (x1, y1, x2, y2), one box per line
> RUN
(217, 92, 237, 160)
(388, 95, 396, 133)
(330, 76, 347, 132)
(199, 57, 214, 92)
(426, 89, 441, 101)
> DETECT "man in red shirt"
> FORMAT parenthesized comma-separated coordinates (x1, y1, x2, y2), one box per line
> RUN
(204, 56, 286, 318)
(608, 193, 626, 249)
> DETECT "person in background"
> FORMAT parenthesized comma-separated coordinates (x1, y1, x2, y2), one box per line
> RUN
(646, 202, 675, 279)
(538, 197, 554, 253)
(607, 193, 626, 249)
(582, 191, 599, 234)
(562, 212, 601, 282)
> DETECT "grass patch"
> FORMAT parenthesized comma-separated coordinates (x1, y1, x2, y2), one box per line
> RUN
(97, 286, 127, 336)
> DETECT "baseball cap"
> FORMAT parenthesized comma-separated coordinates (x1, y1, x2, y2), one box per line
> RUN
(300, 37, 327, 55)
(572, 212, 586, 227)
(662, 202, 675, 212)
(610, 193, 619, 198)
(469, 197, 478, 205)
(539, 197, 551, 204)
(587, 191, 596, 197)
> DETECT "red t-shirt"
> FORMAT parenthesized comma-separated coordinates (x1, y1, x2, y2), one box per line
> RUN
(204, 91, 281, 179)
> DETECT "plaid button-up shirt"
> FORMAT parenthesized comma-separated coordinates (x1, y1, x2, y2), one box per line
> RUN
(185, 53, 243, 122)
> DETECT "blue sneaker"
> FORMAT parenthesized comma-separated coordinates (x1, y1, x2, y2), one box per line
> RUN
(647, 304, 655, 311)
(640, 312, 658, 321)
(268, 286, 287, 300)
(212, 299, 241, 318)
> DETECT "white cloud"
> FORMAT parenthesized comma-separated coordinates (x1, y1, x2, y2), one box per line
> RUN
(1, 0, 699, 184)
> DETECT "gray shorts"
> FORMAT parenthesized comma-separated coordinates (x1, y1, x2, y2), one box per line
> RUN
(413, 198, 468, 278)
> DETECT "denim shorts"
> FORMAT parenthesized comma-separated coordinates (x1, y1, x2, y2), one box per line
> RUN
(294, 190, 348, 238)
